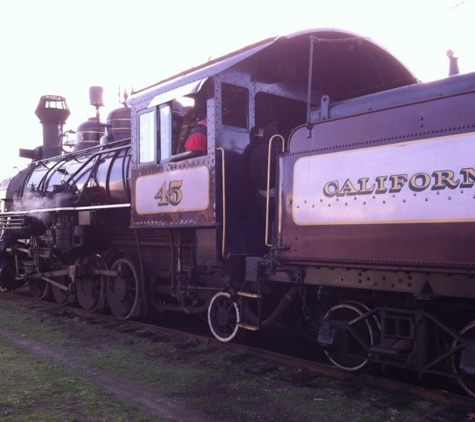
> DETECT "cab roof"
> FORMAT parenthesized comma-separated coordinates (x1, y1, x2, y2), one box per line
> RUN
(127, 28, 418, 107)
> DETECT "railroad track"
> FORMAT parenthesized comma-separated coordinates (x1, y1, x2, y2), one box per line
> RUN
(2, 290, 475, 416)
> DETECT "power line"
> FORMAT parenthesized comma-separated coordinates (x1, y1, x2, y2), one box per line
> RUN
(446, 0, 471, 11)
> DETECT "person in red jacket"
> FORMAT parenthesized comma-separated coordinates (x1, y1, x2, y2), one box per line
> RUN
(184, 117, 207, 155)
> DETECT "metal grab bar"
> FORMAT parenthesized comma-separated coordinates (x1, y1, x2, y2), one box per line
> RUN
(217, 148, 227, 259)
(265, 135, 285, 247)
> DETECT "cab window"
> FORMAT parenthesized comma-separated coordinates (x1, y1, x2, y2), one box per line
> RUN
(138, 105, 174, 164)
(222, 83, 248, 128)
(159, 104, 172, 161)
(138, 109, 156, 164)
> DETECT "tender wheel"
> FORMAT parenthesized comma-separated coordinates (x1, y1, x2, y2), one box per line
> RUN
(451, 320, 475, 398)
(106, 256, 142, 320)
(28, 279, 50, 300)
(342, 300, 381, 332)
(319, 302, 374, 371)
(208, 292, 244, 342)
(52, 276, 74, 306)
(76, 255, 106, 312)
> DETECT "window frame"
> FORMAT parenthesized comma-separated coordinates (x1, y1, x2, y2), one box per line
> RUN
(159, 104, 172, 161)
(221, 83, 248, 129)
(137, 108, 157, 165)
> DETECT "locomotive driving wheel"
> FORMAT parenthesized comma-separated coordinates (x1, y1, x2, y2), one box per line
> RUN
(106, 255, 142, 320)
(76, 254, 106, 312)
(451, 320, 475, 398)
(52, 275, 74, 306)
(208, 292, 244, 342)
(51, 258, 75, 306)
(320, 302, 375, 371)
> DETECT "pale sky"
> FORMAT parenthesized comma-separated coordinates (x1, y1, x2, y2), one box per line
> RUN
(0, 0, 473, 172)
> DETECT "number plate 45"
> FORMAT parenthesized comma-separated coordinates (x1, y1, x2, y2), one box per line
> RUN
(155, 180, 183, 206)
(134, 167, 210, 214)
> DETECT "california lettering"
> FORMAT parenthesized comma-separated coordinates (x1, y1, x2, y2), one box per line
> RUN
(323, 167, 475, 197)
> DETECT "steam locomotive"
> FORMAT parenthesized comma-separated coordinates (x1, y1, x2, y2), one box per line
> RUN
(2, 28, 475, 397)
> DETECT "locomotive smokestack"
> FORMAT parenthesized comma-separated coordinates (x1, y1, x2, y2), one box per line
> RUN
(35, 95, 71, 159)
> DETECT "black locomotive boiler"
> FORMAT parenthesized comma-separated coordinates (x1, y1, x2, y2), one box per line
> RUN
(2, 28, 475, 397)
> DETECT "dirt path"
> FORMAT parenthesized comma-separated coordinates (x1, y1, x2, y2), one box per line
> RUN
(0, 324, 216, 422)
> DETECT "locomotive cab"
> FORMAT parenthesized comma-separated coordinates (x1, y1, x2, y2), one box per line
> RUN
(126, 28, 417, 339)
(128, 29, 416, 247)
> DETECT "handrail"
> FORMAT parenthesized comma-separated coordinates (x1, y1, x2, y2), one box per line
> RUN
(306, 36, 318, 125)
(64, 143, 131, 188)
(217, 148, 227, 259)
(265, 135, 285, 247)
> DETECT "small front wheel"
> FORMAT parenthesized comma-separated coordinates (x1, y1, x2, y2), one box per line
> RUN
(29, 279, 50, 300)
(208, 292, 244, 342)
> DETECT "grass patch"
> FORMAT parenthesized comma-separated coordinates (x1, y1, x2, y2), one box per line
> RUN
(0, 337, 153, 422)
(0, 294, 444, 421)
